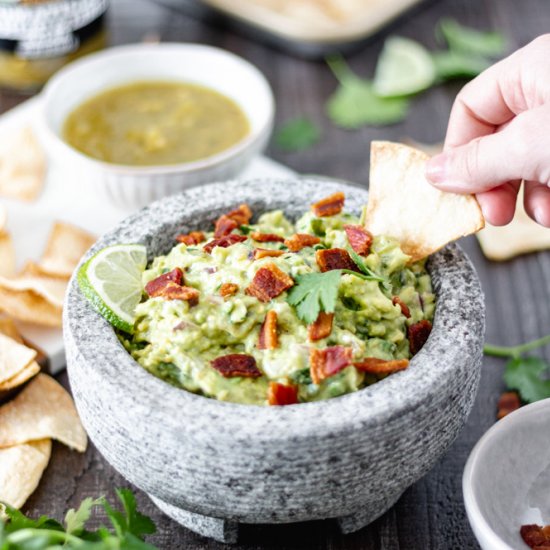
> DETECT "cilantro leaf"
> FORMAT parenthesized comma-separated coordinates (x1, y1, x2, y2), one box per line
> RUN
(116, 488, 156, 540)
(275, 117, 321, 152)
(65, 497, 102, 535)
(437, 18, 506, 58)
(287, 270, 341, 324)
(432, 51, 491, 80)
(504, 356, 550, 403)
(326, 57, 409, 129)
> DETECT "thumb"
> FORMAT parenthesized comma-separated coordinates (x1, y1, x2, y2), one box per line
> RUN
(425, 105, 550, 193)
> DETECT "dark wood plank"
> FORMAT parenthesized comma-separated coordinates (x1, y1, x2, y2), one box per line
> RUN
(3, 0, 550, 547)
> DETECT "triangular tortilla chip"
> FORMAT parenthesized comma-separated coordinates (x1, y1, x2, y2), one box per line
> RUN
(0, 231, 15, 278)
(0, 286, 62, 327)
(0, 439, 51, 509)
(0, 332, 36, 384)
(0, 360, 40, 391)
(0, 127, 46, 202)
(0, 373, 87, 452)
(38, 222, 96, 279)
(364, 141, 485, 262)
(0, 317, 23, 343)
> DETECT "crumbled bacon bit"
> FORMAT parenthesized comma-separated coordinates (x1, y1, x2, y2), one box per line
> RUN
(316, 248, 359, 272)
(354, 357, 409, 375)
(253, 248, 285, 260)
(154, 282, 199, 305)
(227, 204, 252, 225)
(521, 524, 550, 548)
(259, 310, 278, 350)
(246, 263, 294, 302)
(310, 345, 353, 385)
(203, 234, 247, 254)
(308, 312, 334, 342)
(219, 283, 239, 298)
(408, 320, 432, 355)
(311, 192, 345, 217)
(250, 231, 285, 243)
(497, 391, 521, 420)
(344, 224, 373, 255)
(176, 231, 205, 245)
(214, 215, 238, 238)
(268, 382, 299, 406)
(392, 296, 411, 318)
(211, 354, 262, 378)
(145, 268, 184, 297)
(284, 233, 321, 252)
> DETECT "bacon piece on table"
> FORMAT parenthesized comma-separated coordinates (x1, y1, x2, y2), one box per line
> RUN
(176, 231, 205, 245)
(204, 234, 247, 254)
(316, 248, 359, 273)
(392, 296, 411, 319)
(354, 357, 409, 375)
(268, 382, 299, 406)
(253, 248, 285, 260)
(497, 391, 521, 420)
(311, 192, 345, 217)
(211, 353, 262, 378)
(145, 268, 184, 296)
(250, 232, 285, 243)
(520, 524, 550, 548)
(259, 310, 278, 350)
(284, 233, 321, 252)
(408, 320, 432, 355)
(219, 283, 239, 298)
(246, 263, 294, 302)
(344, 224, 373, 255)
(308, 312, 334, 342)
(310, 345, 353, 385)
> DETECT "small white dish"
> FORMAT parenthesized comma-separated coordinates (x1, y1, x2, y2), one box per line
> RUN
(463, 399, 550, 550)
(40, 43, 274, 210)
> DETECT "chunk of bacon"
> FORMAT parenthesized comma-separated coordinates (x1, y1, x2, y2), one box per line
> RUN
(408, 320, 432, 355)
(253, 248, 285, 260)
(250, 231, 285, 243)
(214, 215, 238, 238)
(392, 296, 411, 318)
(316, 248, 359, 273)
(497, 391, 521, 420)
(311, 192, 345, 217)
(210, 354, 262, 378)
(176, 231, 205, 245)
(156, 283, 199, 305)
(344, 224, 373, 255)
(308, 312, 334, 342)
(219, 283, 239, 298)
(354, 357, 409, 375)
(520, 524, 550, 548)
(226, 204, 252, 225)
(203, 234, 247, 254)
(284, 233, 321, 252)
(145, 268, 184, 297)
(268, 382, 299, 406)
(310, 345, 353, 385)
(246, 263, 294, 302)
(259, 310, 278, 350)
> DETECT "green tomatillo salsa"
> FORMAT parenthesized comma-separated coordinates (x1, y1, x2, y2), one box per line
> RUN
(119, 192, 435, 406)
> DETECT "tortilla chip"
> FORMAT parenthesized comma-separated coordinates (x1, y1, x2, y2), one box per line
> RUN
(0, 317, 23, 343)
(0, 127, 46, 202)
(0, 231, 15, 278)
(0, 373, 87, 452)
(0, 439, 51, 509)
(0, 287, 62, 327)
(39, 222, 96, 278)
(0, 332, 36, 384)
(364, 141, 485, 262)
(0, 360, 40, 391)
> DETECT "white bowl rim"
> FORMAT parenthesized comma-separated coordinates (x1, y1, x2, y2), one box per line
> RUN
(41, 42, 275, 176)
(462, 398, 550, 550)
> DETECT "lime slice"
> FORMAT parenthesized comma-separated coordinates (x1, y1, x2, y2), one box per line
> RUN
(77, 244, 147, 333)
(373, 37, 436, 98)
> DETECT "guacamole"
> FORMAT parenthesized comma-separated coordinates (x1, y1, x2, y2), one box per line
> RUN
(121, 194, 435, 406)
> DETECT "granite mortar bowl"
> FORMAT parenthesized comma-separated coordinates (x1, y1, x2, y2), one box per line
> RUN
(64, 177, 485, 543)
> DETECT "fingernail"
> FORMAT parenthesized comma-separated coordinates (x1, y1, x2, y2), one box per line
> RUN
(534, 206, 549, 227)
(425, 153, 448, 184)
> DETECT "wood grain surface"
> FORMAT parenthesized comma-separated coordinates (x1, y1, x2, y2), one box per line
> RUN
(2, 0, 550, 547)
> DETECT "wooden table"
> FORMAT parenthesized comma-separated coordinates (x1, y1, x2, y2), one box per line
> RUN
(2, 0, 550, 547)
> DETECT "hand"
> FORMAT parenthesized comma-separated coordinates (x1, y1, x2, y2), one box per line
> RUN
(425, 34, 550, 227)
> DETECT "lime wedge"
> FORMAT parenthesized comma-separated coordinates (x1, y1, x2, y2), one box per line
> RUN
(77, 244, 147, 333)
(373, 37, 436, 98)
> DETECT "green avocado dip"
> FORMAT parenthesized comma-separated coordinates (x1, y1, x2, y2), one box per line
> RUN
(119, 193, 435, 406)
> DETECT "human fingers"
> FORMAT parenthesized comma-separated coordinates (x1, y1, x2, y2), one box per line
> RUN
(475, 181, 521, 226)
(523, 180, 550, 227)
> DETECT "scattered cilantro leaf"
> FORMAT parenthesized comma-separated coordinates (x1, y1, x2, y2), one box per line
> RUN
(432, 51, 491, 80)
(504, 356, 550, 403)
(239, 224, 252, 235)
(116, 488, 156, 540)
(325, 57, 409, 129)
(275, 117, 321, 151)
(437, 18, 506, 58)
(64, 497, 102, 535)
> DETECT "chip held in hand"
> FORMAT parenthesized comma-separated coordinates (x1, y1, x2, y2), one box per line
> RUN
(364, 141, 485, 262)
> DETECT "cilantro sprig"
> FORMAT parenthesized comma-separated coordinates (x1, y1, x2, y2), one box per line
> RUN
(0, 488, 157, 549)
(275, 117, 321, 152)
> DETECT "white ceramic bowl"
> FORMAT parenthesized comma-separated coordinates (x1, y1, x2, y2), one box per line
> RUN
(463, 399, 550, 550)
(40, 43, 274, 210)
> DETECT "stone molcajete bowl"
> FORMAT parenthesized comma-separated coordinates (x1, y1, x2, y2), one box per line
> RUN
(64, 178, 485, 544)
